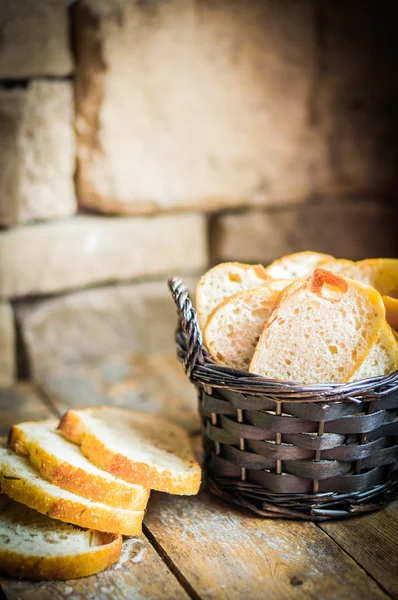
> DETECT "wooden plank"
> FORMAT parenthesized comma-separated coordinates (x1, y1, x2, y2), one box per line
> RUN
(320, 501, 398, 599)
(1, 535, 190, 600)
(144, 490, 389, 600)
(0, 383, 53, 436)
(37, 353, 200, 433)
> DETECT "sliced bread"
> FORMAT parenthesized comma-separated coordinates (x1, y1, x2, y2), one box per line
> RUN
(264, 251, 335, 279)
(0, 494, 121, 580)
(249, 269, 386, 384)
(341, 258, 398, 296)
(319, 258, 355, 274)
(9, 420, 150, 510)
(349, 323, 398, 381)
(0, 441, 144, 535)
(204, 280, 291, 370)
(58, 407, 201, 495)
(383, 295, 398, 331)
(196, 262, 270, 330)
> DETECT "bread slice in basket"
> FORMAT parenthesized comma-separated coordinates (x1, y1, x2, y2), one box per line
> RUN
(341, 258, 398, 330)
(0, 494, 121, 580)
(204, 280, 291, 370)
(58, 407, 201, 495)
(9, 419, 149, 510)
(249, 269, 386, 384)
(264, 251, 335, 279)
(196, 262, 270, 329)
(349, 322, 398, 381)
(0, 441, 144, 535)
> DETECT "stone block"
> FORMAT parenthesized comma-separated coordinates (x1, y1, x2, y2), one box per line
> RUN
(75, 0, 324, 214)
(0, 81, 76, 225)
(0, 302, 15, 387)
(17, 278, 198, 375)
(212, 199, 398, 264)
(0, 1, 73, 77)
(0, 215, 206, 298)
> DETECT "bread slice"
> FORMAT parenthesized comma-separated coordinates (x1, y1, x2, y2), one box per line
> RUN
(0, 441, 144, 535)
(349, 323, 398, 381)
(341, 258, 398, 296)
(196, 262, 270, 330)
(383, 295, 398, 330)
(58, 407, 201, 495)
(264, 251, 335, 279)
(249, 269, 386, 384)
(9, 420, 150, 510)
(320, 258, 355, 274)
(0, 494, 121, 580)
(204, 280, 291, 370)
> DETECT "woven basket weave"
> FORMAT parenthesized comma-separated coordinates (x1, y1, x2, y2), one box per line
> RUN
(169, 276, 398, 521)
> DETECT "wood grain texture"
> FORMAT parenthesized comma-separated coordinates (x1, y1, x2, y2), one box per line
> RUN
(0, 383, 52, 436)
(0, 535, 189, 600)
(144, 490, 389, 600)
(320, 501, 398, 599)
(37, 354, 200, 433)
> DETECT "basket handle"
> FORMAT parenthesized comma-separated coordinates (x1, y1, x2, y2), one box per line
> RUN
(168, 276, 205, 376)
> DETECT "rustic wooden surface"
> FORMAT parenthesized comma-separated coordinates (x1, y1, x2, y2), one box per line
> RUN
(0, 379, 397, 600)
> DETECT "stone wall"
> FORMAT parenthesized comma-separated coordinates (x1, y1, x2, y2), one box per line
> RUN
(0, 0, 397, 389)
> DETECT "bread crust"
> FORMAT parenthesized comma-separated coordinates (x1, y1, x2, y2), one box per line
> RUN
(58, 409, 201, 495)
(8, 423, 150, 510)
(0, 531, 121, 580)
(0, 468, 144, 535)
(383, 295, 398, 330)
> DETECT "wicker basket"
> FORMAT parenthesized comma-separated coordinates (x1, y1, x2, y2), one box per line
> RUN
(169, 276, 398, 521)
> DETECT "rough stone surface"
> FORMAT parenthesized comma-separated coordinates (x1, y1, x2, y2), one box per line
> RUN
(17, 278, 198, 375)
(0, 215, 206, 298)
(75, 0, 325, 215)
(0, 302, 15, 387)
(212, 199, 398, 265)
(0, 81, 76, 226)
(37, 354, 200, 433)
(0, 1, 73, 77)
(0, 383, 50, 436)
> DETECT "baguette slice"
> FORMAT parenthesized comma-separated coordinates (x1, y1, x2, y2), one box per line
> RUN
(196, 262, 270, 329)
(0, 441, 144, 536)
(58, 407, 201, 495)
(349, 323, 398, 381)
(341, 258, 398, 296)
(9, 420, 150, 510)
(249, 269, 386, 384)
(0, 494, 121, 581)
(319, 258, 355, 274)
(264, 251, 335, 279)
(383, 295, 398, 330)
(204, 280, 291, 370)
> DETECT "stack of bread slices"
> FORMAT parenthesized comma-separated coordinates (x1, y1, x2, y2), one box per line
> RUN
(198, 253, 398, 384)
(0, 407, 201, 580)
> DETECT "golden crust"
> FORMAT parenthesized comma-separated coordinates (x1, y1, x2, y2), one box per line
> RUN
(9, 424, 150, 510)
(0, 470, 144, 536)
(58, 410, 202, 495)
(0, 532, 121, 580)
(383, 295, 398, 330)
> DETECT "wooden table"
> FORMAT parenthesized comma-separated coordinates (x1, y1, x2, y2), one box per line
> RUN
(1, 371, 397, 600)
